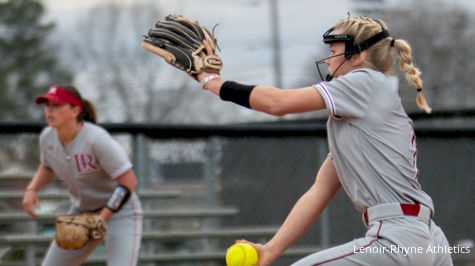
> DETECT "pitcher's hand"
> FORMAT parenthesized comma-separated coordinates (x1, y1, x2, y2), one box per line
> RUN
(237, 239, 281, 266)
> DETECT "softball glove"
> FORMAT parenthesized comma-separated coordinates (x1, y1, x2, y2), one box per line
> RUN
(142, 14, 222, 77)
(55, 214, 106, 250)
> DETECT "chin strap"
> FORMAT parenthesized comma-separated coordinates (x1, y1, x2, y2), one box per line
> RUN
(325, 59, 348, 81)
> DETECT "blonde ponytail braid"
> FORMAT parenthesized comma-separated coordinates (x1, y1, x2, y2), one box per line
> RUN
(393, 39, 432, 113)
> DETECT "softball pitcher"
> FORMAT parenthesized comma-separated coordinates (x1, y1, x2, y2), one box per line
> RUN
(197, 16, 453, 266)
(22, 85, 143, 266)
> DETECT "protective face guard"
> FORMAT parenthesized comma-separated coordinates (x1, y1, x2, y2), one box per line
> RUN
(322, 27, 354, 60)
(316, 27, 390, 81)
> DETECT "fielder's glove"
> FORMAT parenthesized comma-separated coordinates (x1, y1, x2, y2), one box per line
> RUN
(142, 14, 223, 77)
(55, 214, 106, 250)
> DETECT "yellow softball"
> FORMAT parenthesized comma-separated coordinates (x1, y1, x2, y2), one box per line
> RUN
(226, 243, 259, 266)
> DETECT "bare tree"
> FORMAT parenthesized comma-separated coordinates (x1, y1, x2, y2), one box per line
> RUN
(0, 0, 71, 120)
(61, 1, 273, 124)
(292, 2, 475, 114)
(384, 2, 475, 110)
(64, 1, 197, 122)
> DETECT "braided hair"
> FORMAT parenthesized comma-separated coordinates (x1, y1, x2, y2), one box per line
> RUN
(334, 16, 432, 113)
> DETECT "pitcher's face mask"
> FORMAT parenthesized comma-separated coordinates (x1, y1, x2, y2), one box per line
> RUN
(316, 27, 389, 81)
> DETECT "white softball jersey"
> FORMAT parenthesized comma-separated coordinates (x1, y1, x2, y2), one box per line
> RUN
(315, 68, 434, 213)
(296, 68, 454, 266)
(39, 122, 143, 266)
(40, 122, 135, 212)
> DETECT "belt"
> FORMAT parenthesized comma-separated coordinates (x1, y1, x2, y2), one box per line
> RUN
(363, 203, 432, 226)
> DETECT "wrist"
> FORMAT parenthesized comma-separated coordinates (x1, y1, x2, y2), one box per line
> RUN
(203, 77, 224, 94)
(263, 242, 284, 262)
(26, 188, 37, 192)
(100, 208, 113, 222)
(219, 81, 255, 108)
(200, 73, 220, 86)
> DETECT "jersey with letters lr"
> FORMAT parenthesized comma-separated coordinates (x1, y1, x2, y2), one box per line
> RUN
(314, 68, 434, 213)
(40, 122, 133, 212)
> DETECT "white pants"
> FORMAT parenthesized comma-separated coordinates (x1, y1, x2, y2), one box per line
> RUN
(42, 195, 143, 266)
(292, 205, 453, 266)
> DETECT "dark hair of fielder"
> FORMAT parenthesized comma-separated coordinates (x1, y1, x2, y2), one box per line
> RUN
(61, 86, 97, 124)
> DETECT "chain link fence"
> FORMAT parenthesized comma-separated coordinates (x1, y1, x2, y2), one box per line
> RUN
(0, 121, 474, 265)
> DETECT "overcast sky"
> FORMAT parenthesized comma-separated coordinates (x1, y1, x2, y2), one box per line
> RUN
(42, 0, 351, 87)
(41, 0, 475, 89)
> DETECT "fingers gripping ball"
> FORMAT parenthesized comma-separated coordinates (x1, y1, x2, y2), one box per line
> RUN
(226, 243, 259, 266)
(55, 214, 107, 250)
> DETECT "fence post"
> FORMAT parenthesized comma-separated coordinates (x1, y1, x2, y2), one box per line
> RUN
(317, 140, 330, 248)
(204, 137, 221, 208)
(202, 137, 222, 257)
(26, 221, 37, 266)
(132, 133, 155, 266)
(133, 133, 148, 191)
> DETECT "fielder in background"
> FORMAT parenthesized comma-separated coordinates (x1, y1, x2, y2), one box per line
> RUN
(196, 16, 452, 265)
(22, 85, 143, 266)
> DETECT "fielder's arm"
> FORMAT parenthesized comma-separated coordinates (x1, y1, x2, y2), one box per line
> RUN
(26, 164, 56, 191)
(100, 169, 138, 222)
(263, 156, 341, 264)
(23, 164, 56, 218)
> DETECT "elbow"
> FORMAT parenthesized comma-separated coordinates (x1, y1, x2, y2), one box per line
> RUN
(128, 176, 138, 192)
(118, 169, 138, 192)
(269, 108, 287, 117)
(129, 178, 137, 192)
(262, 101, 288, 117)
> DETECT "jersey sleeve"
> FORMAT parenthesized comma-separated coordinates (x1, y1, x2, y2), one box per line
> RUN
(92, 133, 133, 179)
(314, 70, 374, 119)
(39, 128, 51, 167)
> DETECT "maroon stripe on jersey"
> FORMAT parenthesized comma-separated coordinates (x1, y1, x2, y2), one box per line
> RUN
(410, 127, 419, 181)
(317, 83, 337, 117)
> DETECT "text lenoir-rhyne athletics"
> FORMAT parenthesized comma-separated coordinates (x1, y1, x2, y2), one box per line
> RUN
(354, 244, 470, 256)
